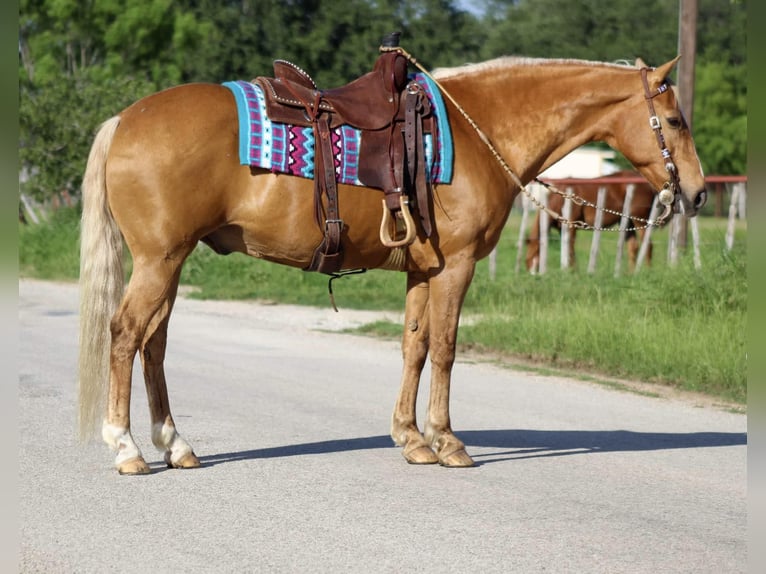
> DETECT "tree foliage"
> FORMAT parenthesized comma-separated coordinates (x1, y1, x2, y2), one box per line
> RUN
(694, 61, 747, 174)
(19, 0, 747, 203)
(480, 0, 679, 64)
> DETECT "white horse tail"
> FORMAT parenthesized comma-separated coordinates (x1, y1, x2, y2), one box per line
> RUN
(78, 116, 123, 441)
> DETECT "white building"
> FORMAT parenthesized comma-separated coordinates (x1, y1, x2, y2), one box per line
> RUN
(522, 146, 619, 208)
(538, 145, 618, 179)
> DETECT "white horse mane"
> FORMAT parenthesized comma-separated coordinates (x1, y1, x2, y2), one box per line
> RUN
(431, 56, 637, 79)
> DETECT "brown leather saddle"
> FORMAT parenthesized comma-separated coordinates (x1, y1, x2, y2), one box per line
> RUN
(254, 34, 436, 274)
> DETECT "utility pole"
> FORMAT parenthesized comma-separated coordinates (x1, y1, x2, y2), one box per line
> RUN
(674, 0, 698, 251)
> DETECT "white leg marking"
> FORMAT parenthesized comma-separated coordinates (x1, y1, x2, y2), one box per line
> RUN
(102, 423, 143, 466)
(152, 421, 193, 466)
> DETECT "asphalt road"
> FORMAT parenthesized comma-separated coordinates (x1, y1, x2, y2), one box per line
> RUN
(19, 279, 746, 573)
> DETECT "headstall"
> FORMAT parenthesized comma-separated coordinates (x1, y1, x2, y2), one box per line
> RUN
(640, 67, 683, 213)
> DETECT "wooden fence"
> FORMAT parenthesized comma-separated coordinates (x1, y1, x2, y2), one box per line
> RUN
(489, 175, 747, 279)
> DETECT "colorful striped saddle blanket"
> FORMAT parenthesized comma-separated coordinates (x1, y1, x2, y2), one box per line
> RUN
(223, 73, 453, 186)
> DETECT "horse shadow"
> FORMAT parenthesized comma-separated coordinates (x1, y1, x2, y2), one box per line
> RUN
(192, 429, 746, 469)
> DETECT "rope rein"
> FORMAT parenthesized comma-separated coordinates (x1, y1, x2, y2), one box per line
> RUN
(381, 46, 672, 232)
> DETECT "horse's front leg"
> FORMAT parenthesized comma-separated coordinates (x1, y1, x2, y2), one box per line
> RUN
(140, 276, 199, 470)
(423, 261, 476, 467)
(391, 272, 439, 464)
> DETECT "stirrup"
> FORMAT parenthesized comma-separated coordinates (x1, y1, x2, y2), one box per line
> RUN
(379, 196, 417, 248)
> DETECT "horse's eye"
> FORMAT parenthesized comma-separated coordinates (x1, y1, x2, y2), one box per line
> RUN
(666, 116, 682, 129)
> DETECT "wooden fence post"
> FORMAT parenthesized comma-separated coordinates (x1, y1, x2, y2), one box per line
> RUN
(668, 214, 682, 267)
(560, 190, 573, 269)
(614, 184, 635, 278)
(635, 195, 663, 272)
(726, 182, 745, 251)
(587, 186, 607, 274)
(690, 217, 702, 269)
(514, 192, 531, 274)
(737, 182, 747, 219)
(538, 188, 550, 275)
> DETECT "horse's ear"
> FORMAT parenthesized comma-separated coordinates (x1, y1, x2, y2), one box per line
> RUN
(634, 57, 648, 68)
(648, 55, 681, 87)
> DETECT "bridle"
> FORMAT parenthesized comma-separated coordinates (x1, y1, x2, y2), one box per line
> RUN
(639, 67, 683, 213)
(382, 46, 684, 232)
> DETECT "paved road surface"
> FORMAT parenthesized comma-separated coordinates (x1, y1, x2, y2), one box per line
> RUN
(19, 279, 746, 573)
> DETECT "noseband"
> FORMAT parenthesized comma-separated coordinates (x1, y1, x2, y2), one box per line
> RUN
(640, 67, 683, 212)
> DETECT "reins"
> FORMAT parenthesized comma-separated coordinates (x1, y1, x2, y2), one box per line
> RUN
(381, 45, 677, 232)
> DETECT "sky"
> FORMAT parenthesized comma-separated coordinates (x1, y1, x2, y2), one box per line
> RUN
(455, 0, 487, 16)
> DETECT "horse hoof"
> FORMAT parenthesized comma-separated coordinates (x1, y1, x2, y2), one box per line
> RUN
(165, 451, 201, 469)
(117, 457, 151, 475)
(403, 445, 439, 465)
(438, 448, 475, 468)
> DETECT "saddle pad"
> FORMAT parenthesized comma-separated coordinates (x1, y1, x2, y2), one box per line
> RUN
(223, 73, 453, 186)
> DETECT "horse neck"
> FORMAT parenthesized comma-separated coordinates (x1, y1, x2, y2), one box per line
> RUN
(437, 59, 637, 183)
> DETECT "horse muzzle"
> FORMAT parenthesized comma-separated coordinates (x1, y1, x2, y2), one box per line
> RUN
(656, 184, 706, 223)
(673, 187, 707, 217)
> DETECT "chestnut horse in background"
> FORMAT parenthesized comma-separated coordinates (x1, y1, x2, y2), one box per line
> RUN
(525, 170, 660, 273)
(78, 52, 706, 474)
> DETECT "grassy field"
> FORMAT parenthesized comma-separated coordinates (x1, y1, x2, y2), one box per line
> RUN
(19, 206, 746, 404)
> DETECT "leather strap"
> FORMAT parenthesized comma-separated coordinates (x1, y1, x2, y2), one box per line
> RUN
(306, 116, 344, 273)
(405, 85, 432, 237)
(286, 84, 343, 274)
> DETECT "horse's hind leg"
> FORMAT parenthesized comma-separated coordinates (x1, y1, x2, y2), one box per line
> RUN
(140, 274, 200, 470)
(391, 272, 439, 464)
(103, 259, 187, 474)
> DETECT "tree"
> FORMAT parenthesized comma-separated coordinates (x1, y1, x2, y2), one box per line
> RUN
(693, 61, 746, 174)
(19, 72, 154, 201)
(19, 0, 217, 203)
(480, 0, 679, 64)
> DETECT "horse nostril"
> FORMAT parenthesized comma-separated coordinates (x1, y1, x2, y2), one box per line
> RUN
(694, 190, 707, 209)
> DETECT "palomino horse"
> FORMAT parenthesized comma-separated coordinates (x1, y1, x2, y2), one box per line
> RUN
(526, 170, 659, 272)
(79, 53, 706, 474)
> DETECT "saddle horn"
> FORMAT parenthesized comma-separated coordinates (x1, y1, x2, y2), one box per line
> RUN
(380, 31, 401, 48)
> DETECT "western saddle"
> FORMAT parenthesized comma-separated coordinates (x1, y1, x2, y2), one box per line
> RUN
(254, 32, 436, 274)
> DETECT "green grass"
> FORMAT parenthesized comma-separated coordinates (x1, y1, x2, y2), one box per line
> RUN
(468, 214, 746, 402)
(461, 259, 746, 401)
(19, 206, 747, 403)
(179, 247, 407, 309)
(18, 206, 81, 280)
